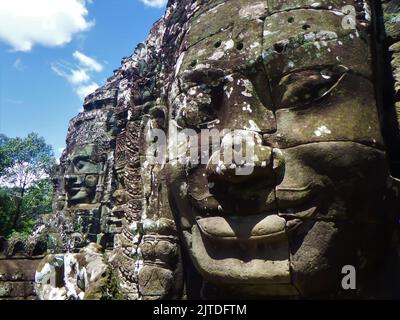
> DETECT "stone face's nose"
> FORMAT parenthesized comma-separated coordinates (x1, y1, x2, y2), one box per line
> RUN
(206, 130, 284, 185)
(205, 130, 284, 215)
(65, 175, 84, 188)
(65, 175, 77, 185)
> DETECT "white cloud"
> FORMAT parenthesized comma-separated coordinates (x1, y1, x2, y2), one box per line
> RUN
(0, 0, 94, 52)
(139, 0, 167, 8)
(52, 51, 102, 100)
(76, 83, 99, 100)
(73, 51, 103, 72)
(70, 69, 91, 85)
(13, 58, 26, 71)
(5, 98, 24, 105)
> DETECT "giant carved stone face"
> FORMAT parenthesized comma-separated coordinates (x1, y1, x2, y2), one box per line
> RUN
(166, 1, 397, 298)
(65, 144, 103, 206)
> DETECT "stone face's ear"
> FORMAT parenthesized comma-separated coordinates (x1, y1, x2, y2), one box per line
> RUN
(381, 1, 400, 177)
(135, 94, 184, 300)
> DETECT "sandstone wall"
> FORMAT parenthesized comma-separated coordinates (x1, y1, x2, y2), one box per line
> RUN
(0, 237, 45, 299)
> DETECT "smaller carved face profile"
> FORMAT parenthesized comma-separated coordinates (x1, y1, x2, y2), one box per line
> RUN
(64, 144, 103, 206)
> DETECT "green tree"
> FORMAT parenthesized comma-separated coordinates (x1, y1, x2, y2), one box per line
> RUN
(0, 188, 16, 236)
(0, 133, 56, 237)
(0, 134, 12, 175)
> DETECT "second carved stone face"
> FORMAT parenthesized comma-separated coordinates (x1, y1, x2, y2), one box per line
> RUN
(65, 145, 102, 206)
(166, 0, 392, 297)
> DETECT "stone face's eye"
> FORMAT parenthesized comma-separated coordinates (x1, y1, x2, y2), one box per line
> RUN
(175, 83, 223, 129)
(273, 65, 349, 110)
(76, 161, 85, 170)
(72, 156, 94, 173)
(73, 158, 86, 171)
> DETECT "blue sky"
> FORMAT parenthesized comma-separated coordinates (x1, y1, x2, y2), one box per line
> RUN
(0, 0, 166, 158)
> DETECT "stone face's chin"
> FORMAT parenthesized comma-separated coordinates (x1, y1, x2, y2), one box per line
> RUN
(180, 197, 321, 295)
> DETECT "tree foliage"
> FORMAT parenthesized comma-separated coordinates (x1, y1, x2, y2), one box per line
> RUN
(0, 133, 56, 238)
(0, 134, 12, 175)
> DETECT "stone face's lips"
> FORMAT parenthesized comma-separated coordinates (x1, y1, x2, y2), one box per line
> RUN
(70, 189, 88, 200)
(196, 214, 286, 241)
(191, 225, 292, 286)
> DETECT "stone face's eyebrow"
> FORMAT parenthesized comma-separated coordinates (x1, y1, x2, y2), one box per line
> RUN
(178, 1, 373, 90)
(262, 9, 349, 48)
(178, 68, 226, 90)
(267, 0, 372, 18)
(177, 1, 268, 77)
(262, 8, 373, 86)
(178, 19, 265, 76)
